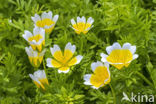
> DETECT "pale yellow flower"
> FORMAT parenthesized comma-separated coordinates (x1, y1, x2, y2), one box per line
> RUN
(31, 11, 59, 33)
(46, 42, 83, 73)
(71, 16, 94, 34)
(84, 61, 110, 89)
(25, 46, 46, 67)
(29, 70, 49, 90)
(23, 26, 45, 51)
(101, 42, 139, 70)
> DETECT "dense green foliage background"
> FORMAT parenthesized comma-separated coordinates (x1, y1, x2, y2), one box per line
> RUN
(0, 0, 156, 104)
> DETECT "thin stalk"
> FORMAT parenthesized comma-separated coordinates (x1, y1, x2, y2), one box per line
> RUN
(136, 71, 154, 89)
(109, 83, 116, 104)
(43, 59, 47, 75)
(80, 36, 84, 54)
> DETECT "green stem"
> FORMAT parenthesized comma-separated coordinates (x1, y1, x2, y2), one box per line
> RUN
(109, 83, 116, 104)
(136, 71, 154, 89)
(43, 59, 47, 74)
(79, 35, 84, 54)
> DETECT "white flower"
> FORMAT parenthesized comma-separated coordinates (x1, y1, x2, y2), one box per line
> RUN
(29, 70, 49, 90)
(46, 42, 83, 73)
(23, 26, 45, 51)
(84, 61, 110, 89)
(31, 11, 59, 33)
(71, 16, 94, 34)
(100, 42, 139, 70)
(25, 46, 46, 67)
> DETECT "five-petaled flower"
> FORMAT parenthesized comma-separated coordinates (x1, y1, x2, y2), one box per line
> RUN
(100, 42, 139, 70)
(23, 26, 45, 51)
(31, 11, 59, 33)
(71, 16, 94, 34)
(29, 70, 49, 90)
(84, 61, 110, 89)
(25, 46, 46, 67)
(46, 42, 83, 73)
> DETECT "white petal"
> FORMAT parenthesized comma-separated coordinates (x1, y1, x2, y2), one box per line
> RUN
(31, 14, 41, 23)
(44, 24, 54, 29)
(34, 70, 46, 79)
(29, 74, 41, 84)
(39, 49, 46, 56)
(22, 30, 32, 41)
(85, 25, 94, 31)
(53, 15, 59, 23)
(112, 42, 121, 50)
(71, 19, 76, 25)
(58, 69, 70, 73)
(91, 86, 99, 89)
(129, 46, 136, 54)
(25, 47, 32, 56)
(84, 74, 92, 85)
(81, 16, 86, 23)
(100, 53, 108, 62)
(122, 43, 131, 49)
(91, 61, 103, 72)
(65, 42, 76, 53)
(77, 16, 81, 23)
(30, 38, 43, 45)
(106, 46, 113, 54)
(133, 54, 138, 60)
(41, 11, 52, 20)
(29, 74, 35, 80)
(87, 17, 94, 24)
(40, 28, 45, 39)
(75, 55, 83, 64)
(104, 77, 110, 83)
(41, 12, 49, 20)
(104, 62, 110, 78)
(48, 11, 52, 19)
(50, 45, 61, 56)
(33, 26, 40, 35)
(46, 58, 53, 67)
(26, 46, 38, 57)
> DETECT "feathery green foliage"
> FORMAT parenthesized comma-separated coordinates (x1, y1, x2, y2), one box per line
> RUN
(0, 0, 156, 104)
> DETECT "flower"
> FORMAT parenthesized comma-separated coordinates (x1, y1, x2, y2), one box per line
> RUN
(71, 16, 94, 34)
(22, 26, 45, 51)
(46, 42, 83, 73)
(29, 70, 49, 90)
(84, 61, 110, 89)
(25, 46, 46, 67)
(100, 42, 139, 70)
(31, 11, 59, 33)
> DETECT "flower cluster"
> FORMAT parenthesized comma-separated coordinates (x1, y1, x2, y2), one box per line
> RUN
(22, 10, 139, 90)
(83, 42, 138, 89)
(23, 11, 59, 89)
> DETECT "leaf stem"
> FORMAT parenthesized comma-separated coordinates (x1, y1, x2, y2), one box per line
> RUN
(136, 71, 154, 89)
(43, 59, 47, 75)
(109, 83, 116, 104)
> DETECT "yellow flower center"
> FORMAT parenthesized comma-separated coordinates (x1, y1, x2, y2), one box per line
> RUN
(34, 81, 45, 90)
(39, 78, 49, 85)
(36, 18, 55, 28)
(73, 22, 91, 34)
(90, 66, 110, 88)
(51, 49, 77, 71)
(28, 34, 43, 42)
(106, 49, 133, 69)
(28, 55, 43, 67)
